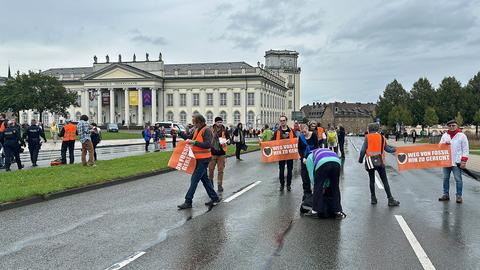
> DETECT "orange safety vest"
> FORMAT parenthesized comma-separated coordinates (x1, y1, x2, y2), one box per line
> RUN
(0, 121, 5, 133)
(317, 127, 324, 140)
(276, 127, 294, 140)
(366, 133, 386, 160)
(63, 123, 77, 141)
(192, 126, 213, 159)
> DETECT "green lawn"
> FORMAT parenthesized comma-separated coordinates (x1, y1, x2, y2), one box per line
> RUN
(44, 131, 141, 140)
(0, 144, 260, 204)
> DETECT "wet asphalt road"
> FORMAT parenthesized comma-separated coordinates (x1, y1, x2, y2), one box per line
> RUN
(0, 137, 479, 269)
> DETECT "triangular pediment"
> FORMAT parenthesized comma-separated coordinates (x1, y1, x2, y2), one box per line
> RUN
(83, 63, 159, 80)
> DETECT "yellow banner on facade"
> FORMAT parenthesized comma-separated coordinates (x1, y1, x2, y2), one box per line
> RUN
(129, 90, 138, 106)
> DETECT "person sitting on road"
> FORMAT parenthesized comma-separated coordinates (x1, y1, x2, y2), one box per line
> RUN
(438, 119, 469, 203)
(358, 123, 400, 206)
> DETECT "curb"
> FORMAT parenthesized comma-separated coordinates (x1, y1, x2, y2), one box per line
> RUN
(0, 149, 260, 212)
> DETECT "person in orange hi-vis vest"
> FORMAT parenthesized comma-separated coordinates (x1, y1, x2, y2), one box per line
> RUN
(175, 114, 220, 210)
(59, 119, 77, 164)
(208, 116, 229, 193)
(358, 123, 400, 206)
(272, 115, 296, 191)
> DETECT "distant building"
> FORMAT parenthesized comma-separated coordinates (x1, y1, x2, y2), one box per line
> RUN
(301, 102, 376, 134)
(0, 76, 6, 86)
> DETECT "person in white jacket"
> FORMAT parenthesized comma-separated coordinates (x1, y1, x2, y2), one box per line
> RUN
(438, 119, 469, 203)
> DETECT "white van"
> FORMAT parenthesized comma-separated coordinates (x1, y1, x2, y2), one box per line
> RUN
(154, 122, 186, 136)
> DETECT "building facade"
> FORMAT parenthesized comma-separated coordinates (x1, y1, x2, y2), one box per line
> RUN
(0, 77, 6, 86)
(28, 50, 300, 128)
(301, 102, 376, 134)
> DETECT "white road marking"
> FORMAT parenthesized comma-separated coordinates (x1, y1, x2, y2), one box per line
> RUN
(105, 251, 146, 270)
(350, 139, 359, 152)
(224, 181, 261, 202)
(375, 175, 385, 190)
(395, 215, 436, 270)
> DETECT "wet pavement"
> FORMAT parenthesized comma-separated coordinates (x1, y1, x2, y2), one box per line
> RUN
(0, 137, 479, 269)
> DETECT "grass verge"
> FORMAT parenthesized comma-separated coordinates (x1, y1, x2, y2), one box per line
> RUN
(0, 144, 260, 204)
(44, 131, 141, 141)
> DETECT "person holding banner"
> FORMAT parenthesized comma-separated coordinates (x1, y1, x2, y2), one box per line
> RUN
(438, 119, 469, 203)
(298, 124, 319, 199)
(272, 115, 297, 191)
(208, 116, 229, 193)
(175, 114, 220, 210)
(358, 123, 400, 207)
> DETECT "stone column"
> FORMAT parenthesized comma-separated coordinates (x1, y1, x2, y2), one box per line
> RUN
(124, 88, 129, 126)
(109, 88, 115, 124)
(96, 89, 102, 125)
(137, 88, 143, 126)
(82, 89, 89, 116)
(151, 88, 157, 124)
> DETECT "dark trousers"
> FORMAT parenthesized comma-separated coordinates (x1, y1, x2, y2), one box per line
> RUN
(339, 141, 345, 158)
(300, 162, 312, 196)
(0, 143, 4, 167)
(235, 143, 242, 159)
(185, 158, 219, 204)
(172, 136, 177, 148)
(145, 141, 150, 152)
(367, 166, 393, 198)
(61, 140, 75, 164)
(278, 159, 294, 187)
(4, 144, 22, 169)
(28, 141, 41, 164)
(412, 137, 416, 144)
(313, 162, 342, 213)
(93, 142, 98, 161)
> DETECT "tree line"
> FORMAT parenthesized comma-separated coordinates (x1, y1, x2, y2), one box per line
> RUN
(0, 71, 77, 122)
(376, 72, 480, 133)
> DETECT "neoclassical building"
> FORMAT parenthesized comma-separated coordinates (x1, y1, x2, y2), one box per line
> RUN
(31, 50, 300, 128)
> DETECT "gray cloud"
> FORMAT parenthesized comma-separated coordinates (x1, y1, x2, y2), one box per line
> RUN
(131, 35, 167, 46)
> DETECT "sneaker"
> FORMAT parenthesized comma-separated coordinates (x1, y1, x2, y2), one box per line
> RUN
(205, 198, 221, 207)
(388, 197, 400, 207)
(334, 212, 347, 220)
(438, 194, 450, 201)
(218, 185, 224, 192)
(371, 196, 378, 205)
(287, 186, 292, 192)
(279, 185, 285, 191)
(177, 202, 192, 210)
(456, 196, 463, 204)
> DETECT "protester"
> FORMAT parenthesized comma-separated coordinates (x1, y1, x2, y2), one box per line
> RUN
(0, 113, 7, 169)
(411, 129, 417, 144)
(358, 123, 400, 206)
(23, 119, 47, 167)
(272, 115, 296, 191)
(142, 124, 152, 152)
(171, 127, 178, 148)
(309, 120, 326, 148)
(208, 116, 228, 192)
(0, 120, 24, 171)
(78, 115, 95, 167)
(326, 125, 338, 153)
(260, 124, 273, 142)
(304, 148, 344, 219)
(438, 119, 469, 203)
(50, 121, 59, 144)
(152, 124, 160, 152)
(159, 126, 167, 149)
(90, 123, 102, 161)
(233, 123, 246, 161)
(59, 119, 77, 164)
(175, 114, 220, 209)
(298, 123, 319, 199)
(403, 129, 408, 143)
(337, 124, 346, 159)
(293, 121, 301, 137)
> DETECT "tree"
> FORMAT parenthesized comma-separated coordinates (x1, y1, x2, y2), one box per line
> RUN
(435, 76, 464, 124)
(473, 109, 480, 137)
(0, 73, 36, 117)
(409, 78, 436, 127)
(464, 72, 480, 124)
(388, 105, 413, 127)
(376, 80, 410, 126)
(455, 112, 464, 126)
(424, 106, 439, 127)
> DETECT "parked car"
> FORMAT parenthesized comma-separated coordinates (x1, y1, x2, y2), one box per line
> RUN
(155, 122, 186, 136)
(107, 123, 119, 132)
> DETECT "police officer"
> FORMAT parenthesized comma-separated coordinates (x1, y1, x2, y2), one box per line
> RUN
(0, 120, 24, 171)
(23, 119, 47, 167)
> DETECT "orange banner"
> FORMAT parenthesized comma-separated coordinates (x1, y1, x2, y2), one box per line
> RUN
(260, 138, 300, 162)
(396, 144, 451, 171)
(168, 141, 196, 174)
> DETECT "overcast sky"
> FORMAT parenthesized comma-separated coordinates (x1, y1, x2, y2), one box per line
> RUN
(1, 0, 479, 105)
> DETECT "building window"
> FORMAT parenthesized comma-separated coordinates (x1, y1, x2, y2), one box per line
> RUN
(206, 111, 213, 125)
(234, 111, 241, 125)
(43, 112, 49, 125)
(167, 94, 174, 106)
(75, 111, 82, 121)
(193, 93, 200, 106)
(234, 93, 241, 106)
(288, 100, 292, 109)
(248, 111, 255, 126)
(22, 112, 28, 124)
(220, 93, 227, 106)
(220, 111, 227, 123)
(288, 75, 293, 83)
(180, 111, 187, 124)
(261, 93, 263, 107)
(180, 94, 187, 106)
(207, 93, 213, 106)
(167, 111, 174, 122)
(288, 91, 293, 97)
(248, 93, 255, 106)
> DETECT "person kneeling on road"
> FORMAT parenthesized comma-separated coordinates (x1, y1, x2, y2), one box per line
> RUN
(175, 114, 221, 210)
(302, 148, 345, 219)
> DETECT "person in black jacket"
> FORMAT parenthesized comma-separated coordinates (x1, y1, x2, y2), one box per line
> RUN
(232, 123, 245, 161)
(298, 123, 319, 199)
(337, 124, 346, 159)
(0, 120, 24, 171)
(272, 115, 297, 191)
(208, 116, 229, 192)
(23, 119, 47, 167)
(90, 123, 102, 161)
